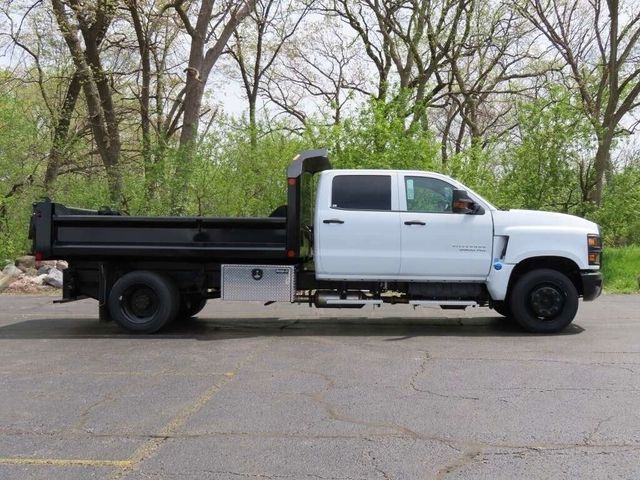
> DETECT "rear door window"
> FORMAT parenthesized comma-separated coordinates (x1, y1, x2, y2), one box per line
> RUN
(331, 175, 391, 211)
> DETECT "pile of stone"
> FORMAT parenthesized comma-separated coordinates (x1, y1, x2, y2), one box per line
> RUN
(0, 255, 67, 294)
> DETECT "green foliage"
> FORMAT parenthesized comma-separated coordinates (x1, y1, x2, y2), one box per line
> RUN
(119, 119, 306, 218)
(309, 95, 440, 171)
(184, 125, 305, 217)
(492, 89, 592, 214)
(592, 167, 640, 247)
(446, 144, 500, 201)
(601, 246, 640, 293)
(0, 84, 49, 260)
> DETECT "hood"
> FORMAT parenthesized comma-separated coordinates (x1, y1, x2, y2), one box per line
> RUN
(492, 209, 599, 235)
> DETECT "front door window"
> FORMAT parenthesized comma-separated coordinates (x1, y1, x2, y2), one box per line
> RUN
(405, 176, 454, 213)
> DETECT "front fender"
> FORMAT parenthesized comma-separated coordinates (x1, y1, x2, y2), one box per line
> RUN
(502, 229, 590, 270)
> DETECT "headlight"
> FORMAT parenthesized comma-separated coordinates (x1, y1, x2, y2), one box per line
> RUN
(587, 234, 602, 265)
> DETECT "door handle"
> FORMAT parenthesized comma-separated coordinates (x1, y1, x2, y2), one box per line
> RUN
(323, 219, 345, 224)
(404, 220, 426, 226)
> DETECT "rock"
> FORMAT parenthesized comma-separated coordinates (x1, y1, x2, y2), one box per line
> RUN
(56, 260, 69, 271)
(4, 275, 50, 294)
(44, 268, 63, 288)
(2, 263, 22, 277)
(24, 267, 38, 277)
(0, 273, 18, 293)
(29, 274, 47, 285)
(17, 274, 47, 286)
(37, 260, 57, 268)
(37, 265, 53, 275)
(15, 255, 36, 272)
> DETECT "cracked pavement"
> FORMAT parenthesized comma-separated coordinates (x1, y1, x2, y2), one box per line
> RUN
(0, 294, 638, 479)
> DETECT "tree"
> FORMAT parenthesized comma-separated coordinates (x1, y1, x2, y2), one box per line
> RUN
(126, 0, 152, 181)
(438, 1, 543, 161)
(164, 0, 255, 212)
(496, 88, 593, 213)
(51, 0, 123, 204)
(261, 19, 367, 128)
(166, 0, 255, 153)
(324, 0, 474, 130)
(518, 0, 640, 205)
(1, 3, 88, 193)
(227, 0, 310, 147)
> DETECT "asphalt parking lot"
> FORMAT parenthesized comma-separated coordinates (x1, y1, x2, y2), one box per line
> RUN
(0, 294, 638, 480)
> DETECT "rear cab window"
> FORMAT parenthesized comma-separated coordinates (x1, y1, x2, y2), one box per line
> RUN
(331, 175, 392, 211)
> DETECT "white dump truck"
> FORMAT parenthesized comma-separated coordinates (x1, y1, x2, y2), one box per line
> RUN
(31, 149, 602, 334)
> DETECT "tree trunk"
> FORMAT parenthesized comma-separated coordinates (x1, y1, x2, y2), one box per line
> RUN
(51, 0, 122, 205)
(248, 93, 257, 148)
(44, 71, 81, 192)
(82, 30, 122, 206)
(128, 0, 154, 199)
(170, 0, 255, 214)
(591, 132, 614, 205)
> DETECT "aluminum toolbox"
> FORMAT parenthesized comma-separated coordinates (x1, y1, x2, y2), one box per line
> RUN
(221, 264, 295, 302)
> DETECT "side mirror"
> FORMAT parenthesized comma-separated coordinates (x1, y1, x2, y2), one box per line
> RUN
(452, 189, 483, 214)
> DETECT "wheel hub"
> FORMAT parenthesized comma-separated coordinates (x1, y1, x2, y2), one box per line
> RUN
(529, 285, 564, 319)
(124, 286, 157, 320)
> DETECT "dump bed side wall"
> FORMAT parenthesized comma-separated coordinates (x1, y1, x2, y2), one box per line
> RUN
(31, 202, 289, 262)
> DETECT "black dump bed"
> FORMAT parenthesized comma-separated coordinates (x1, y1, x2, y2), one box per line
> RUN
(30, 201, 288, 261)
(29, 149, 332, 263)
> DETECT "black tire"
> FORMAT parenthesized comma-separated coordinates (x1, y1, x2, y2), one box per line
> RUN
(491, 301, 512, 318)
(509, 268, 579, 333)
(178, 296, 207, 319)
(108, 271, 179, 333)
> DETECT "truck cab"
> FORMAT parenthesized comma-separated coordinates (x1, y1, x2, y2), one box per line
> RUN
(311, 167, 602, 332)
(314, 169, 494, 281)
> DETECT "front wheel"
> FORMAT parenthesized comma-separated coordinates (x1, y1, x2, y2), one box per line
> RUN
(108, 271, 179, 333)
(491, 301, 511, 318)
(509, 269, 579, 333)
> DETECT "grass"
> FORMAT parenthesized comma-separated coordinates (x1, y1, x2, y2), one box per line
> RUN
(602, 246, 640, 293)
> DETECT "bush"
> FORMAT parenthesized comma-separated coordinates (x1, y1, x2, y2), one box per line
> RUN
(308, 95, 440, 171)
(592, 167, 640, 247)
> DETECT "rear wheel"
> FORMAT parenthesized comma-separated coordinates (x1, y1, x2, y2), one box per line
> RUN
(108, 271, 179, 333)
(509, 269, 578, 333)
(178, 295, 207, 319)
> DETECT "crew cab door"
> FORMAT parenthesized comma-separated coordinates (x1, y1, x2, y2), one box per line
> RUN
(314, 173, 401, 279)
(399, 175, 493, 279)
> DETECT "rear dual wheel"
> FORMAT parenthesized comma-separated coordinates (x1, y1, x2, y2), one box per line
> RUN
(108, 271, 179, 334)
(178, 295, 207, 319)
